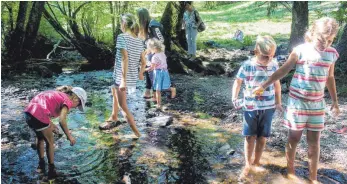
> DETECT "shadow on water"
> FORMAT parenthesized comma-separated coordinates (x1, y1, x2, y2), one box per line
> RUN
(166, 128, 210, 184)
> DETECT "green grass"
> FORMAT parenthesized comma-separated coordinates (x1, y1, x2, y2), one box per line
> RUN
(195, 1, 340, 50)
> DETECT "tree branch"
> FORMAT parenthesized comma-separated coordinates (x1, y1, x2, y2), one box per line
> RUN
(73, 2, 90, 18)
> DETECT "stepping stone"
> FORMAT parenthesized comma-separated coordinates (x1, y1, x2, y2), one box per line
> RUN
(146, 116, 173, 127)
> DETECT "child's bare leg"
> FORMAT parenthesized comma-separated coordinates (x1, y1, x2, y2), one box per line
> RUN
(36, 137, 45, 159)
(286, 130, 303, 177)
(156, 90, 161, 108)
(152, 90, 157, 101)
(170, 86, 176, 98)
(253, 136, 266, 166)
(307, 130, 321, 182)
(240, 136, 256, 178)
(107, 87, 119, 121)
(116, 88, 141, 137)
(35, 133, 45, 173)
(41, 126, 55, 164)
(144, 89, 151, 98)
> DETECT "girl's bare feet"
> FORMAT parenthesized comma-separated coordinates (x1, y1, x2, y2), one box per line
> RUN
(239, 165, 251, 181)
(252, 163, 266, 173)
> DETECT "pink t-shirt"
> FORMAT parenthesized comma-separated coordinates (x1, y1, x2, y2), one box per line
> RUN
(152, 52, 168, 70)
(24, 91, 73, 124)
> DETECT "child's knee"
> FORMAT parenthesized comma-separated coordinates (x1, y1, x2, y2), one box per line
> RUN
(245, 136, 257, 142)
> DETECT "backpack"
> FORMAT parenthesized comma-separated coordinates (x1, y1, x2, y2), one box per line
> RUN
(194, 10, 206, 32)
(148, 19, 164, 43)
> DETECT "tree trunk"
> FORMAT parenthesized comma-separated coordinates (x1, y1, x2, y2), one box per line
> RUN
(21, 1, 46, 60)
(109, 1, 116, 45)
(5, 1, 28, 63)
(336, 24, 347, 79)
(288, 1, 308, 52)
(160, 2, 205, 74)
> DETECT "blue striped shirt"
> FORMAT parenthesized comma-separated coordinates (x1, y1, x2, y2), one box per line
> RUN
(236, 58, 279, 111)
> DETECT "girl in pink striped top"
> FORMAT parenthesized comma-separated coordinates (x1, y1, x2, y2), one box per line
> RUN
(253, 17, 341, 183)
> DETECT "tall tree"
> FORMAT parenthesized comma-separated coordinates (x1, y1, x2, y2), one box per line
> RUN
(288, 1, 308, 52)
(5, 1, 28, 63)
(21, 2, 46, 60)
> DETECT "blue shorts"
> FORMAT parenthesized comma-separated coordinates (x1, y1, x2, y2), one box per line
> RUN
(243, 108, 275, 137)
(153, 69, 171, 91)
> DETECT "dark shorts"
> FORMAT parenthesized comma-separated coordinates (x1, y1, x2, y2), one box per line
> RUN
(25, 112, 50, 132)
(145, 70, 154, 90)
(243, 108, 275, 137)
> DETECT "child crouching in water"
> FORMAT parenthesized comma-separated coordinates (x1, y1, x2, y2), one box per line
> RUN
(146, 38, 173, 110)
(24, 86, 87, 180)
(232, 35, 282, 180)
(253, 17, 340, 184)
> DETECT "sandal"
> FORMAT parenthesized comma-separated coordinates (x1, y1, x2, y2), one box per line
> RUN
(99, 120, 122, 130)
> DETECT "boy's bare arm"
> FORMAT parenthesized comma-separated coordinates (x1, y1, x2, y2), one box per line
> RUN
(232, 78, 243, 101)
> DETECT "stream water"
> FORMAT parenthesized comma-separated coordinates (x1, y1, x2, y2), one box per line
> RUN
(2, 70, 347, 184)
(1, 71, 243, 183)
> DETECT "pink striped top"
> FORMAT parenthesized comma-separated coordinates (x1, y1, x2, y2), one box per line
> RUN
(289, 43, 339, 101)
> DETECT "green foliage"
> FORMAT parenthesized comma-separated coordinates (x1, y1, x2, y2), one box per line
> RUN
(203, 2, 217, 10)
(243, 35, 253, 46)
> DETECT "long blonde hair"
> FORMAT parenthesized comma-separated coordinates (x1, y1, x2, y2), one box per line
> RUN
(254, 35, 277, 61)
(305, 17, 339, 48)
(120, 13, 139, 35)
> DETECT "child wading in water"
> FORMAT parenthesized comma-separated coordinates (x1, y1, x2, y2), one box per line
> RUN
(253, 17, 341, 184)
(146, 38, 173, 110)
(99, 13, 145, 137)
(24, 86, 87, 180)
(232, 35, 282, 180)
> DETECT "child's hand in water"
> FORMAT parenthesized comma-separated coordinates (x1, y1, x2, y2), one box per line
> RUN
(331, 102, 340, 117)
(68, 136, 76, 146)
(252, 86, 265, 96)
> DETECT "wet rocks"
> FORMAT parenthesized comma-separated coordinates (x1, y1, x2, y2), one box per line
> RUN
(146, 115, 173, 127)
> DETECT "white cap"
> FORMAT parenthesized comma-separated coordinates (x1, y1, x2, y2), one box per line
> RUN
(71, 87, 87, 111)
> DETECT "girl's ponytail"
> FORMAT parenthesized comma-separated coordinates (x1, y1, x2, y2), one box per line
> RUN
(56, 85, 74, 95)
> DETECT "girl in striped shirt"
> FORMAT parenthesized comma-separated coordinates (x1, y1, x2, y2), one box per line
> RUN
(99, 13, 146, 138)
(253, 17, 341, 183)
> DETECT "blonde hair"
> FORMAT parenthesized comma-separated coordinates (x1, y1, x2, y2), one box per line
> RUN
(120, 13, 139, 35)
(305, 17, 339, 44)
(255, 35, 277, 61)
(56, 85, 74, 95)
(146, 38, 165, 52)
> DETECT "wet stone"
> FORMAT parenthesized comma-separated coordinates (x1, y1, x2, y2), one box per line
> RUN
(146, 115, 173, 127)
(1, 138, 9, 144)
